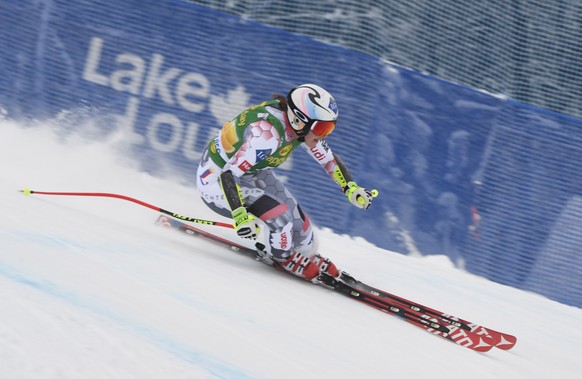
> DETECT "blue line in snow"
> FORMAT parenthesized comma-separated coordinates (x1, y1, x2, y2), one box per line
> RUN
(0, 262, 256, 379)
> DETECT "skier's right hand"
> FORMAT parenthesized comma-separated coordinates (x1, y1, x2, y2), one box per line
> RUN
(232, 206, 260, 240)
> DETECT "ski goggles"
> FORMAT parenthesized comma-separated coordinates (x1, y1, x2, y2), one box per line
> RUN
(310, 119, 336, 138)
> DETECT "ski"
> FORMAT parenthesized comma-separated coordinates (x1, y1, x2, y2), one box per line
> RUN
(319, 273, 517, 352)
(157, 215, 516, 352)
(323, 273, 517, 351)
(156, 215, 256, 257)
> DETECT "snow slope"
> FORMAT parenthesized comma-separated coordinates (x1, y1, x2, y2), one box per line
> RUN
(1, 120, 581, 379)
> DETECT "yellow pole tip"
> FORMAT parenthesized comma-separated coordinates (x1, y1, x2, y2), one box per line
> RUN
(21, 188, 32, 195)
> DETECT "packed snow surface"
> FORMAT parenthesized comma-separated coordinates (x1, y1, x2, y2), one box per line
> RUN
(1, 120, 581, 378)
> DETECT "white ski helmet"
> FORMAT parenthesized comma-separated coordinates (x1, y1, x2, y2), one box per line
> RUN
(286, 84, 338, 138)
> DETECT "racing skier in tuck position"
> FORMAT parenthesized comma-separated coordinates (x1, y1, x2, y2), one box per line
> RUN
(196, 84, 377, 285)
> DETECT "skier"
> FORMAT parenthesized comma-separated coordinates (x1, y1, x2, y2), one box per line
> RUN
(196, 84, 377, 285)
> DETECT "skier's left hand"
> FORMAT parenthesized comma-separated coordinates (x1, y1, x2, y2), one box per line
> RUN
(344, 182, 378, 210)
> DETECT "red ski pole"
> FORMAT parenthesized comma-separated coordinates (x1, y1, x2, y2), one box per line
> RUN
(19, 189, 234, 229)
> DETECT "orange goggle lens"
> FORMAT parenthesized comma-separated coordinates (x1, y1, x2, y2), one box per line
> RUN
(311, 120, 336, 137)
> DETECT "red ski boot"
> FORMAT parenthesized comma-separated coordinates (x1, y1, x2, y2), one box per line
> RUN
(279, 251, 341, 284)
